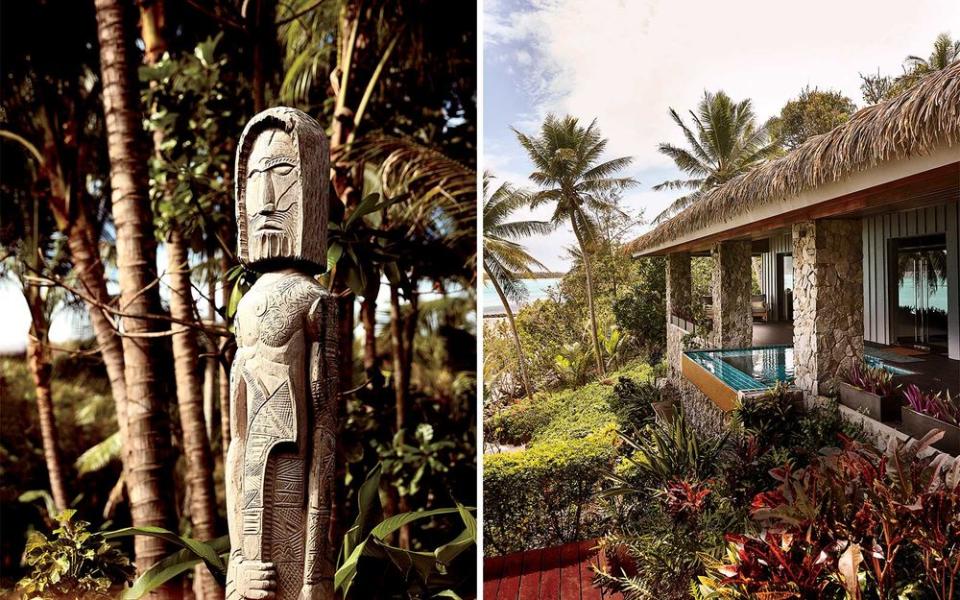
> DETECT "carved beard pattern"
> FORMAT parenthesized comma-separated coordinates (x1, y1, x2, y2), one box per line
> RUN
(251, 231, 294, 262)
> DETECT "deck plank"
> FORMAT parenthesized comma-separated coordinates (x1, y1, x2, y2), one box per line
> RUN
(496, 550, 525, 600)
(559, 542, 581, 599)
(579, 540, 603, 600)
(537, 545, 563, 599)
(517, 547, 543, 600)
(483, 555, 505, 599)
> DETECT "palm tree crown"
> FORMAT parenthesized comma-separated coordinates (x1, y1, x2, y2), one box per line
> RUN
(653, 90, 780, 223)
(906, 32, 960, 72)
(514, 114, 635, 240)
(482, 173, 551, 302)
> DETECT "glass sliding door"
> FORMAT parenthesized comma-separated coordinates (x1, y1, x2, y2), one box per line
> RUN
(777, 253, 793, 322)
(891, 234, 949, 352)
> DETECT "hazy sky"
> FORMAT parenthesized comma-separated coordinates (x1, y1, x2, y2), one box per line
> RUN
(484, 0, 960, 271)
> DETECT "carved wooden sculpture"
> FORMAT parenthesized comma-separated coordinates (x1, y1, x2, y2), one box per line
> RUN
(226, 107, 337, 600)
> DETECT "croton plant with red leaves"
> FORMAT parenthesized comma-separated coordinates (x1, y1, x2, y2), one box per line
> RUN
(698, 431, 960, 600)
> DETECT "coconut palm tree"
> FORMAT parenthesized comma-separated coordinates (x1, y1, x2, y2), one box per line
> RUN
(906, 32, 960, 73)
(483, 173, 550, 399)
(514, 115, 636, 376)
(653, 91, 780, 223)
(93, 0, 178, 590)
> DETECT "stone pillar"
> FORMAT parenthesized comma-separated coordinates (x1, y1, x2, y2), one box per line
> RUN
(666, 252, 692, 378)
(792, 219, 864, 398)
(711, 240, 753, 348)
(667, 252, 692, 320)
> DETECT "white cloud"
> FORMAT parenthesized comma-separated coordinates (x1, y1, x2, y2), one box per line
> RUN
(488, 0, 960, 168)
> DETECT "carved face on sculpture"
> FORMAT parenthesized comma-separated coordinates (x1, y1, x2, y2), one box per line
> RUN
(245, 129, 302, 263)
(236, 107, 329, 272)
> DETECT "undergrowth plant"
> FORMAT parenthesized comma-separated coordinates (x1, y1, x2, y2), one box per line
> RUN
(17, 510, 134, 600)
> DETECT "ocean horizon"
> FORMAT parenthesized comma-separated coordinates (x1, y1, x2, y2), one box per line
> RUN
(482, 276, 562, 316)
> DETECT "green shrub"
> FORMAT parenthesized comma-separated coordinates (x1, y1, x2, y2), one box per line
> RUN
(483, 427, 617, 555)
(608, 376, 658, 435)
(16, 510, 134, 600)
(488, 362, 654, 446)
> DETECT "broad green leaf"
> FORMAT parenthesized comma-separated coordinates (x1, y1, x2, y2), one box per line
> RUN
(103, 527, 225, 574)
(75, 432, 121, 474)
(345, 193, 381, 228)
(123, 535, 230, 599)
(327, 242, 344, 272)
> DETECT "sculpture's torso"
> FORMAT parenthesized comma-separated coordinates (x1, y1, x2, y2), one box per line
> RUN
(228, 270, 327, 598)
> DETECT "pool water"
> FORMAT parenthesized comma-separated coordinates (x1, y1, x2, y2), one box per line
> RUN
(685, 345, 914, 392)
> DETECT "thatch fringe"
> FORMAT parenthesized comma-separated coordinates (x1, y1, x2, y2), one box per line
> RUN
(629, 62, 960, 253)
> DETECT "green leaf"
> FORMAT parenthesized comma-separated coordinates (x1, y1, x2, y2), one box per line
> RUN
(102, 527, 225, 574)
(123, 535, 230, 599)
(345, 193, 382, 228)
(369, 507, 463, 541)
(227, 281, 244, 318)
(327, 242, 344, 272)
(75, 432, 121, 474)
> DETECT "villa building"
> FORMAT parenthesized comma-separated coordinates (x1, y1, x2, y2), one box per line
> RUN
(629, 63, 960, 438)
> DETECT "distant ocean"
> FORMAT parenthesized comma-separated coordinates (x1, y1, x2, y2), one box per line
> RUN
(483, 277, 562, 317)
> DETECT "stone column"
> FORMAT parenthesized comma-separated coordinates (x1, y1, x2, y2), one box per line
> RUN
(711, 240, 753, 348)
(666, 252, 692, 378)
(792, 219, 864, 398)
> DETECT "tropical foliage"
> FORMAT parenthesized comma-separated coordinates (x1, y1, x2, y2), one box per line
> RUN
(1, 0, 476, 597)
(652, 91, 780, 223)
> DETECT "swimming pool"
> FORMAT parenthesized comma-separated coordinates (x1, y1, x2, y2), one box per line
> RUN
(682, 345, 915, 409)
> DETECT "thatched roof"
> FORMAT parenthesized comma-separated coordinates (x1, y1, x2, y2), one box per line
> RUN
(629, 61, 960, 254)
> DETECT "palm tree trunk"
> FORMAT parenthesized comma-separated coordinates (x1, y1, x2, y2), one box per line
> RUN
(389, 284, 408, 433)
(484, 265, 532, 400)
(572, 222, 605, 376)
(93, 0, 178, 587)
(26, 334, 68, 512)
(166, 231, 221, 600)
(65, 206, 131, 459)
(36, 101, 131, 475)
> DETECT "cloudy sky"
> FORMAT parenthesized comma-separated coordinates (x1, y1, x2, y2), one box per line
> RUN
(484, 0, 960, 271)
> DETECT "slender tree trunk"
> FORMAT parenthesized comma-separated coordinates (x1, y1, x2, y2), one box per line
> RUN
(36, 102, 131, 475)
(389, 285, 409, 433)
(483, 265, 532, 400)
(360, 297, 377, 370)
(166, 231, 221, 600)
(573, 222, 605, 376)
(388, 284, 412, 549)
(203, 273, 218, 443)
(93, 0, 178, 587)
(26, 331, 68, 513)
(65, 204, 131, 454)
(218, 251, 233, 466)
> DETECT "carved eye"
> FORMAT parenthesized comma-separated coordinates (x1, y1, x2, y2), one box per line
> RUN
(271, 164, 295, 176)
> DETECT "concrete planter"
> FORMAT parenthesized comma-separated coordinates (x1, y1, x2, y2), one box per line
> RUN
(900, 407, 960, 456)
(838, 382, 900, 422)
(652, 399, 677, 423)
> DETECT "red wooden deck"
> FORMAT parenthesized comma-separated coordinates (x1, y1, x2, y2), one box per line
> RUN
(483, 540, 623, 599)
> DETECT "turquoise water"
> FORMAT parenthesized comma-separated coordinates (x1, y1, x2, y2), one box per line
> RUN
(483, 277, 561, 315)
(685, 346, 914, 392)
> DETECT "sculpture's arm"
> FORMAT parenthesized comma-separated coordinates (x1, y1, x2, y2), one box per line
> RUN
(225, 353, 247, 600)
(300, 294, 338, 600)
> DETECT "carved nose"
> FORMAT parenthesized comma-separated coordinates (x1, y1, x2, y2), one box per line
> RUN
(256, 173, 276, 214)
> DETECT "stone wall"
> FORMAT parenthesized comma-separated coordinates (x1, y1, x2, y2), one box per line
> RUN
(679, 379, 728, 441)
(667, 252, 692, 320)
(792, 219, 864, 398)
(666, 322, 686, 379)
(711, 240, 753, 348)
